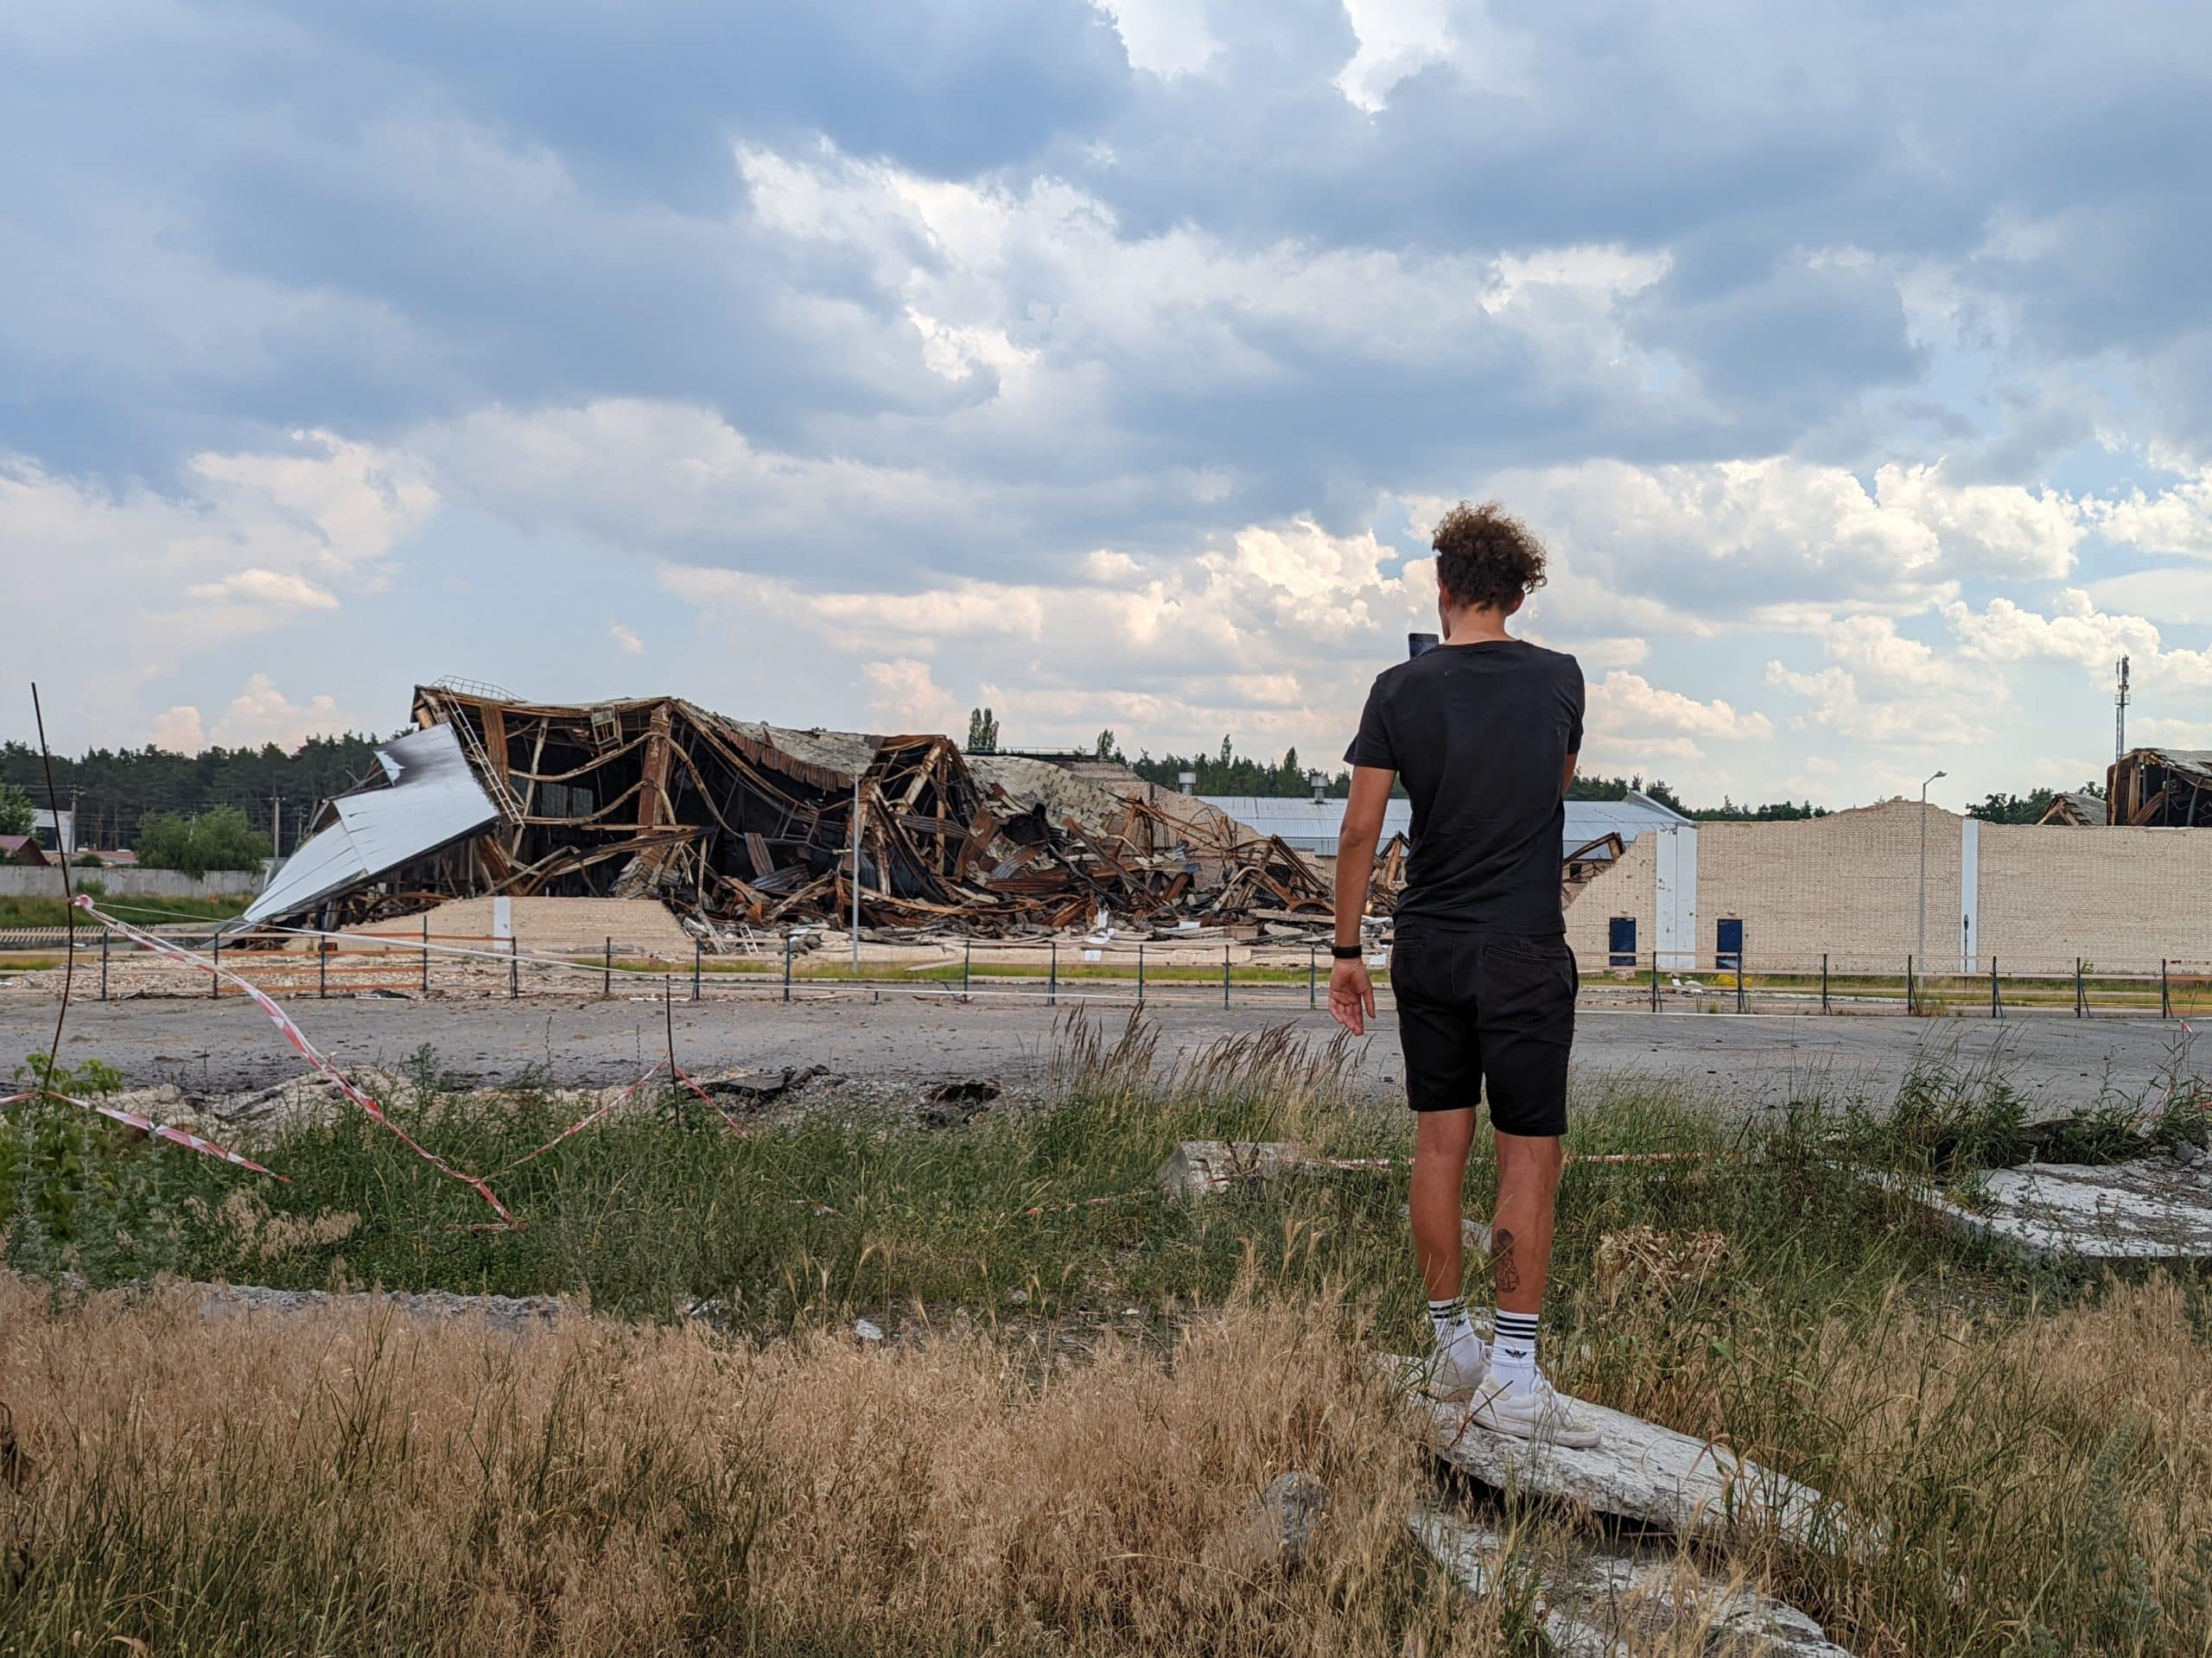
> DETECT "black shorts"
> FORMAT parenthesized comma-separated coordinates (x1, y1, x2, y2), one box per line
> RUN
(1391, 928, 1576, 1136)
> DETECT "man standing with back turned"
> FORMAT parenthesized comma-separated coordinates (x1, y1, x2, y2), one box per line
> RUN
(1328, 501, 1600, 1448)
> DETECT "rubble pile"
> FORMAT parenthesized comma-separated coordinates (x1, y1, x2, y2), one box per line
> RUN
(257, 684, 1392, 939)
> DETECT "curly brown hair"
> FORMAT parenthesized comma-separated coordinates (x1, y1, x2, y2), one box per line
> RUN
(1430, 500, 1548, 613)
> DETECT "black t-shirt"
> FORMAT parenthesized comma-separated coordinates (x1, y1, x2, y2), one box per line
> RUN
(1343, 638, 1584, 934)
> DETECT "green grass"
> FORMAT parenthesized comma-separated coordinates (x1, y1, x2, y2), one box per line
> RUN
(0, 892, 252, 930)
(5, 1030, 2211, 1655)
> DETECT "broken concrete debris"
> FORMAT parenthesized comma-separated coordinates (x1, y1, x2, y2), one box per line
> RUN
(1381, 1354, 1841, 1550)
(1895, 1156, 2212, 1261)
(245, 684, 1376, 941)
(1158, 1140, 1307, 1197)
(186, 1282, 569, 1331)
(918, 1077, 1001, 1127)
(1243, 1471, 1332, 1572)
(1411, 1508, 1854, 1658)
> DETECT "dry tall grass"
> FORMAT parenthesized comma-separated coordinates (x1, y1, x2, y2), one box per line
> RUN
(0, 1277, 1490, 1657)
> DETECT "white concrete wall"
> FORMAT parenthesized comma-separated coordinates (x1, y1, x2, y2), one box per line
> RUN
(0, 867, 264, 899)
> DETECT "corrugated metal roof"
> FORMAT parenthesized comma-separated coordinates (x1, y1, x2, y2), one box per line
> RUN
(242, 723, 500, 925)
(1197, 791, 1688, 855)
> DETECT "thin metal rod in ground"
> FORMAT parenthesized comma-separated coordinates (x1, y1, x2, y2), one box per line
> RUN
(30, 682, 76, 1087)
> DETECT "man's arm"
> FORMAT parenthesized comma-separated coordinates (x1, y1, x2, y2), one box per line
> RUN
(1328, 765, 1395, 1035)
(1562, 752, 1578, 795)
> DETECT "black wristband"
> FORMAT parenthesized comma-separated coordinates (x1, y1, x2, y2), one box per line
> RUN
(1331, 943, 1364, 960)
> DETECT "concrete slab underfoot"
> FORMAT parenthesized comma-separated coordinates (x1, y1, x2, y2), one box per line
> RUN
(1383, 1351, 1860, 1653)
(1410, 1508, 1853, 1658)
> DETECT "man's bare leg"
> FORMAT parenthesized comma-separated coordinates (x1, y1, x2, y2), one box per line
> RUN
(1410, 1107, 1478, 1299)
(1409, 1106, 1486, 1395)
(1488, 1128, 1564, 1316)
(1468, 1125, 1599, 1445)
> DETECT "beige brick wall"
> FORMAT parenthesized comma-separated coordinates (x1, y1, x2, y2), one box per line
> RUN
(1698, 800, 1961, 975)
(1559, 804, 2212, 974)
(1978, 823, 2212, 970)
(1565, 835, 1656, 964)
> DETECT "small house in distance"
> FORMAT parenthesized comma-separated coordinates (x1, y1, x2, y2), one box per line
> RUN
(0, 835, 51, 867)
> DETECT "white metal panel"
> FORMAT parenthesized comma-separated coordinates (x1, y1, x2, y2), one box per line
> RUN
(1960, 816, 1980, 972)
(240, 723, 499, 925)
(1652, 825, 1699, 971)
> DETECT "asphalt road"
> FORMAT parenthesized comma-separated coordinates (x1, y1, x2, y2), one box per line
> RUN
(3, 987, 2196, 1116)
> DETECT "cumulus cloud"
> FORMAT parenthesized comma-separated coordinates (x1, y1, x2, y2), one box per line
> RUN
(207, 674, 355, 750)
(1582, 671, 1771, 765)
(0, 432, 433, 743)
(5, 2, 2212, 811)
(1944, 590, 2212, 692)
(861, 657, 963, 733)
(187, 569, 342, 610)
(149, 706, 207, 754)
(1765, 616, 2002, 747)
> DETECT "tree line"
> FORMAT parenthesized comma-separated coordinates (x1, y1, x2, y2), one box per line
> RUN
(0, 733, 391, 855)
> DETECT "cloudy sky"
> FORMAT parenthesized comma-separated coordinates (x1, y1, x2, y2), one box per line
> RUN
(5, 1, 2209, 809)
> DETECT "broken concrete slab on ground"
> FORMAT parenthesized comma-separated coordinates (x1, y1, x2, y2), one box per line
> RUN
(1379, 1356, 1846, 1551)
(1896, 1155, 2212, 1261)
(1156, 1140, 1399, 1198)
(1411, 1508, 1854, 1658)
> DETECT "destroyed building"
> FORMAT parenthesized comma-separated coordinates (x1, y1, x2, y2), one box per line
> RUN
(245, 683, 1360, 937)
(2107, 747, 2212, 828)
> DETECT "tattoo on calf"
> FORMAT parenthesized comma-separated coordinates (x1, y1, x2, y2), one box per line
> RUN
(1491, 1228, 1520, 1293)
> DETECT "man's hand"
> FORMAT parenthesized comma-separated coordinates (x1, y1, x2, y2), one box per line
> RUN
(1329, 956, 1376, 1036)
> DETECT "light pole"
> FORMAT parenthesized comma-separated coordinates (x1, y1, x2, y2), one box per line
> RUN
(1916, 768, 1947, 974)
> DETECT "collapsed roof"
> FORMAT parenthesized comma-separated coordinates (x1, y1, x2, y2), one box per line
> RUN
(2108, 748, 2212, 828)
(241, 722, 500, 926)
(2038, 790, 2108, 827)
(245, 685, 1358, 935)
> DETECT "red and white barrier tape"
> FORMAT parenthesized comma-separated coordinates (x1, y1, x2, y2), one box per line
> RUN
(0, 1087, 285, 1181)
(488, 1061, 668, 1178)
(68, 899, 690, 1223)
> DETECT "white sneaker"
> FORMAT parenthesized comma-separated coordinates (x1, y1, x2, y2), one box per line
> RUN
(1419, 1340, 1491, 1402)
(1464, 1371, 1604, 1449)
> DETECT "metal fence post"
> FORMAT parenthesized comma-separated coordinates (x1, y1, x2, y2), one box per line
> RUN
(602, 937, 613, 997)
(1049, 939, 1058, 1007)
(1649, 948, 1660, 1012)
(783, 932, 793, 1002)
(1223, 943, 1231, 1008)
(1306, 942, 1315, 1010)
(1990, 956, 1999, 1020)
(212, 931, 220, 999)
(2161, 958, 2171, 1020)
(422, 913, 431, 994)
(100, 929, 109, 1001)
(963, 935, 971, 997)
(2075, 957, 2086, 1019)
(1906, 955, 1915, 1017)
(1821, 953, 1829, 1014)
(320, 934, 328, 1000)
(692, 940, 702, 1002)
(509, 935, 518, 1000)
(1736, 953, 1746, 1013)
(1140, 941, 1148, 1004)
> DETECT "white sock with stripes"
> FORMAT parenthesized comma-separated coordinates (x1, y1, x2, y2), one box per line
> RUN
(1427, 1296, 1480, 1361)
(1491, 1308, 1541, 1389)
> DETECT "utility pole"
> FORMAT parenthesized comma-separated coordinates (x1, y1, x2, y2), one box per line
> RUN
(849, 772, 862, 974)
(1917, 767, 1947, 973)
(270, 794, 283, 859)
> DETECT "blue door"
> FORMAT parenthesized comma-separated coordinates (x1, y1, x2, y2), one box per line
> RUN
(1608, 917, 1637, 967)
(1716, 918, 1744, 969)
